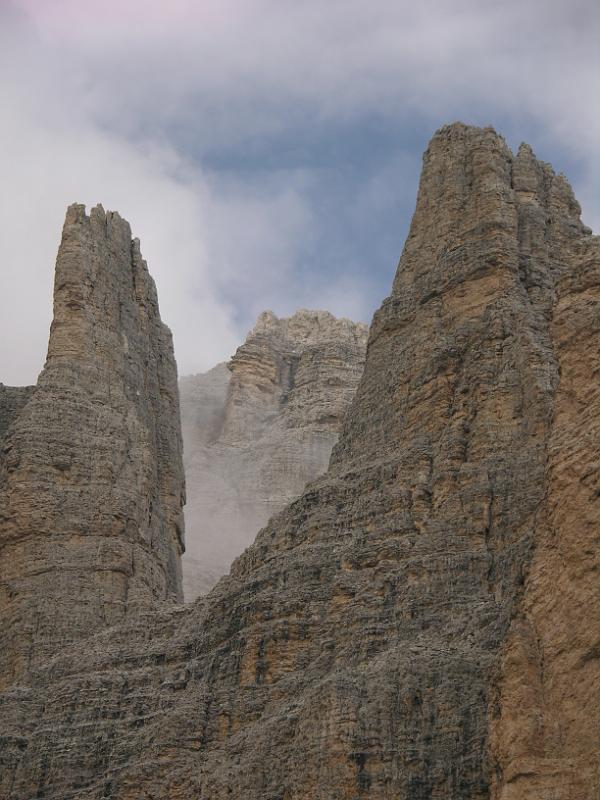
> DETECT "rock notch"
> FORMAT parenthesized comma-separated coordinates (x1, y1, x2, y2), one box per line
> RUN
(180, 309, 368, 598)
(0, 204, 185, 689)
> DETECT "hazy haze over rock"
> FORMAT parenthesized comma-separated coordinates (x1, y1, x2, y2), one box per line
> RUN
(179, 310, 368, 599)
(0, 205, 185, 689)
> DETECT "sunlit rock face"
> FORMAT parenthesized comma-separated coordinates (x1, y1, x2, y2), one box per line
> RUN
(179, 309, 368, 599)
(0, 204, 185, 689)
(1, 124, 599, 800)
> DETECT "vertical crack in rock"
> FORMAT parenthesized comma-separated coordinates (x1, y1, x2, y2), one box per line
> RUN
(0, 125, 598, 800)
(179, 309, 368, 599)
(0, 204, 185, 689)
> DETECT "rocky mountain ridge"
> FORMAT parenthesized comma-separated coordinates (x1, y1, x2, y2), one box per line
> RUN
(0, 123, 599, 799)
(180, 309, 368, 599)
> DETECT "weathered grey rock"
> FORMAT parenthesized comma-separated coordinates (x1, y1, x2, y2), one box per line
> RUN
(0, 385, 35, 444)
(1, 125, 599, 800)
(180, 310, 368, 599)
(0, 204, 185, 690)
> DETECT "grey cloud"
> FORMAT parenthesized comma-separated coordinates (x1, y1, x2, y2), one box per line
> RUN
(1, 0, 598, 384)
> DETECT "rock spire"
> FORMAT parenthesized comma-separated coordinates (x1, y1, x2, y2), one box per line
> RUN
(0, 204, 185, 689)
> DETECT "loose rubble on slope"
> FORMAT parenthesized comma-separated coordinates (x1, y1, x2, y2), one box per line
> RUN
(0, 124, 598, 800)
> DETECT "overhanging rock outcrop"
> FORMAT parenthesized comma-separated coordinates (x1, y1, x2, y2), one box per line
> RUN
(1, 125, 599, 799)
(0, 204, 185, 690)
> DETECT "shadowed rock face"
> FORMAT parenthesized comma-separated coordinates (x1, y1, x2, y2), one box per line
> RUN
(1, 124, 599, 800)
(0, 385, 35, 444)
(180, 310, 368, 599)
(0, 204, 185, 689)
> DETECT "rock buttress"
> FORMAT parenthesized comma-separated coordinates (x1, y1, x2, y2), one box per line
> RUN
(1, 126, 598, 799)
(0, 204, 185, 689)
(488, 149, 600, 797)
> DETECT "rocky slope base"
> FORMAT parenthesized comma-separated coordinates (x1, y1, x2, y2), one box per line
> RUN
(180, 310, 368, 599)
(1, 124, 599, 800)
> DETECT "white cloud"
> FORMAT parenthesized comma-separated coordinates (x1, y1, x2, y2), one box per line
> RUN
(0, 5, 323, 384)
(16, 0, 598, 158)
(0, 99, 240, 382)
(1, 0, 598, 384)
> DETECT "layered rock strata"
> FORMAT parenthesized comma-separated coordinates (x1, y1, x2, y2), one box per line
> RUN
(0, 385, 35, 444)
(1, 125, 599, 800)
(180, 310, 368, 599)
(0, 205, 185, 690)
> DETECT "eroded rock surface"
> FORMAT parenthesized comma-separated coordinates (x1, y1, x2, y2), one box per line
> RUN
(0, 385, 35, 444)
(1, 125, 599, 800)
(0, 205, 185, 690)
(180, 310, 368, 599)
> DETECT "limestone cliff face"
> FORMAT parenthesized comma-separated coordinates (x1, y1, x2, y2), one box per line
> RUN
(1, 125, 599, 800)
(488, 148, 600, 798)
(180, 310, 368, 599)
(0, 205, 185, 690)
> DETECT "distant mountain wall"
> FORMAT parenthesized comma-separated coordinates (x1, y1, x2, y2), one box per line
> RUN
(179, 309, 368, 599)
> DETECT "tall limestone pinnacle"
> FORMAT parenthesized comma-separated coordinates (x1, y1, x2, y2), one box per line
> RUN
(0, 204, 185, 688)
(1, 124, 599, 799)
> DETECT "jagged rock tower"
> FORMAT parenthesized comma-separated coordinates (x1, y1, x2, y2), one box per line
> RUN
(0, 204, 185, 689)
(180, 309, 368, 598)
(1, 125, 599, 799)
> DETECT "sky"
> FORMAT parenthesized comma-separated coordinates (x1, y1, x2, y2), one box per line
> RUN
(1, 0, 599, 385)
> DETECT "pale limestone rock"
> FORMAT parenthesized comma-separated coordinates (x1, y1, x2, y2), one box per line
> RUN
(1, 126, 599, 800)
(0, 204, 185, 689)
(0, 385, 34, 444)
(180, 310, 368, 599)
